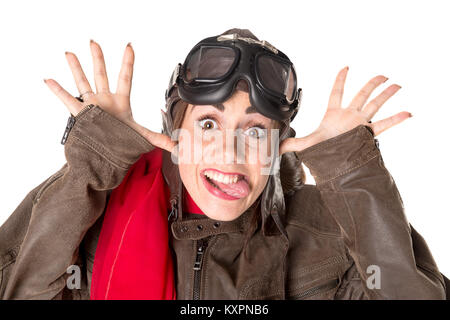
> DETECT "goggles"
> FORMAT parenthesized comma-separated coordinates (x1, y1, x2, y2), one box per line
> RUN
(166, 33, 302, 121)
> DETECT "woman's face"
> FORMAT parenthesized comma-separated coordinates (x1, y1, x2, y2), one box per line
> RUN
(177, 90, 279, 221)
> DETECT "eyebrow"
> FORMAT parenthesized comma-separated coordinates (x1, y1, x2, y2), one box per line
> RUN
(191, 103, 224, 112)
(245, 105, 258, 114)
(191, 103, 257, 114)
(214, 103, 225, 111)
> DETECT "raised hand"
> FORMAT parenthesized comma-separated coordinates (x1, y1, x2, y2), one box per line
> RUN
(280, 66, 412, 155)
(44, 40, 175, 153)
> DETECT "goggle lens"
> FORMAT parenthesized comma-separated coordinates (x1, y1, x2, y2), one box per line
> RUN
(257, 55, 296, 101)
(185, 47, 236, 81)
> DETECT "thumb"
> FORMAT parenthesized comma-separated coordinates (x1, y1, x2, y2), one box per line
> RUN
(279, 137, 310, 155)
(137, 125, 177, 153)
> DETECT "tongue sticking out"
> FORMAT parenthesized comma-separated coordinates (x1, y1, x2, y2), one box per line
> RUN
(211, 178, 250, 199)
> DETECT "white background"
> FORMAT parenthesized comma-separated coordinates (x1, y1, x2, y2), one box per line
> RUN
(1, 0, 449, 276)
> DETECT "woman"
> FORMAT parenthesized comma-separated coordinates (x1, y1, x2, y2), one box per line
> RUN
(0, 28, 447, 300)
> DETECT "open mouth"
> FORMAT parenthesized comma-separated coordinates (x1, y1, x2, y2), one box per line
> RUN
(200, 169, 250, 200)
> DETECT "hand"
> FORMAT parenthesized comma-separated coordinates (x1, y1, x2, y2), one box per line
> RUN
(44, 40, 175, 153)
(280, 66, 412, 155)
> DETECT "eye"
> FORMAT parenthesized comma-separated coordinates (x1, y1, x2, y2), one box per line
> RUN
(243, 127, 266, 139)
(198, 118, 217, 130)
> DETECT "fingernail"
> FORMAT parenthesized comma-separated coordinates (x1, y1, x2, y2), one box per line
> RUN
(409, 112, 413, 117)
(90, 39, 95, 44)
(43, 78, 47, 83)
(127, 42, 132, 48)
(345, 66, 349, 70)
(384, 77, 389, 82)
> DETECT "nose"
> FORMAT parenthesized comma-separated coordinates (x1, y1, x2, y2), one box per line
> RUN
(223, 129, 239, 164)
(199, 128, 240, 165)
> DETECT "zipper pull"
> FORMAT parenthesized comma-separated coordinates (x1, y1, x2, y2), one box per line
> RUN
(61, 115, 76, 145)
(168, 198, 178, 221)
(193, 239, 207, 271)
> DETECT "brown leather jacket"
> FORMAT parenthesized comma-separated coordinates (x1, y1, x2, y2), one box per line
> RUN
(0, 105, 448, 300)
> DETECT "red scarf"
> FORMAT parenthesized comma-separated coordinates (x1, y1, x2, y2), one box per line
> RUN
(90, 148, 202, 300)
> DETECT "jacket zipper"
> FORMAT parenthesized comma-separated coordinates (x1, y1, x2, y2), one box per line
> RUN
(193, 238, 209, 300)
(61, 104, 95, 145)
(288, 278, 339, 300)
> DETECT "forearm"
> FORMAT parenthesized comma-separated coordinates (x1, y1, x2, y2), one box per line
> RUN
(3, 105, 153, 299)
(297, 124, 446, 299)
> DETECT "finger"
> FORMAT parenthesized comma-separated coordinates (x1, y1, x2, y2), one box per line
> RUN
(90, 39, 110, 93)
(65, 51, 93, 97)
(363, 84, 402, 119)
(116, 42, 134, 96)
(327, 66, 349, 110)
(348, 75, 388, 110)
(43, 78, 82, 115)
(279, 137, 309, 155)
(370, 111, 412, 136)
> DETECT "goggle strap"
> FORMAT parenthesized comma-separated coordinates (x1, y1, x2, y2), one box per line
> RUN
(165, 63, 181, 100)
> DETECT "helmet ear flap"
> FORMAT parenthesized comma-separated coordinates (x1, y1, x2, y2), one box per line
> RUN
(288, 88, 302, 122)
(161, 109, 172, 136)
(164, 82, 190, 138)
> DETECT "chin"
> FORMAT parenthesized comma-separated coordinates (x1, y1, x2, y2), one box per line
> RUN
(199, 200, 247, 222)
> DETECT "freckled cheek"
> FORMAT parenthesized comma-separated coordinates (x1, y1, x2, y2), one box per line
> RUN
(201, 137, 216, 158)
(179, 163, 202, 200)
(178, 129, 220, 165)
(258, 175, 270, 194)
(248, 168, 269, 196)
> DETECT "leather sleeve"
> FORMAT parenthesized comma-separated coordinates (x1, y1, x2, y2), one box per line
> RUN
(296, 124, 446, 299)
(2, 105, 153, 299)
